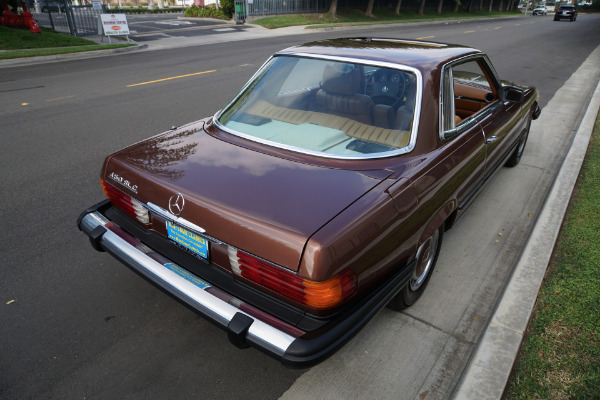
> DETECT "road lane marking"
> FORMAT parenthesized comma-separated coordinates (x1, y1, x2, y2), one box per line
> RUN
(464, 30, 475, 33)
(46, 95, 75, 102)
(494, 26, 502, 29)
(127, 70, 217, 87)
(416, 35, 435, 39)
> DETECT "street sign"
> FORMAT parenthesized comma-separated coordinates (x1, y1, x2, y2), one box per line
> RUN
(100, 14, 130, 36)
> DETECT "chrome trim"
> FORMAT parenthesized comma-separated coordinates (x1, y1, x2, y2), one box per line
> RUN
(213, 54, 423, 160)
(439, 53, 502, 141)
(80, 211, 297, 357)
(146, 202, 224, 245)
(147, 202, 205, 233)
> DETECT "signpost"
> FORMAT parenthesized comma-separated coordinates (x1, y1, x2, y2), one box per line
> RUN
(99, 14, 130, 43)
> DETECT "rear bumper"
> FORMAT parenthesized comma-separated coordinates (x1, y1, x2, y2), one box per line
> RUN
(78, 200, 414, 367)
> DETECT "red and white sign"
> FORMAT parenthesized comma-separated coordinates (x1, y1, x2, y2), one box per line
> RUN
(100, 14, 129, 36)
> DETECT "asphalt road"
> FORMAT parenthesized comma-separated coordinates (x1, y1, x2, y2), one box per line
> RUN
(1, 14, 599, 399)
(125, 13, 250, 41)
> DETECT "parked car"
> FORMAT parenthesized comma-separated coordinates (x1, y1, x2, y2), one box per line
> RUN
(532, 6, 547, 15)
(554, 4, 578, 20)
(78, 38, 541, 367)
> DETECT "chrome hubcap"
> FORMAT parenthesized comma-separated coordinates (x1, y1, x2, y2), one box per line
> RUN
(410, 230, 439, 291)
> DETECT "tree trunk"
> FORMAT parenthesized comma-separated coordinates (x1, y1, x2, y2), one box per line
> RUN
(328, 0, 338, 18)
(419, 0, 426, 15)
(437, 0, 443, 14)
(394, 0, 403, 14)
(365, 0, 375, 17)
(488, 0, 493, 11)
(453, 0, 460, 13)
(479, 0, 483, 11)
(497, 0, 503, 11)
(467, 0, 473, 12)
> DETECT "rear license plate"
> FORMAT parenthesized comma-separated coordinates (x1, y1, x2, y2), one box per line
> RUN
(166, 221, 209, 259)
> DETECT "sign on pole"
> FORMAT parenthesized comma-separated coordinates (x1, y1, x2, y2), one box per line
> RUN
(100, 14, 130, 43)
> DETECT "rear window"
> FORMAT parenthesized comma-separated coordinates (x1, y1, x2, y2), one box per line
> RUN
(216, 56, 421, 158)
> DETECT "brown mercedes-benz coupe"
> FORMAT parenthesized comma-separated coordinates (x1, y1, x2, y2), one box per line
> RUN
(78, 38, 540, 367)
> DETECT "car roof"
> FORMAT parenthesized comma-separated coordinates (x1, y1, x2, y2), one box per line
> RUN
(276, 38, 482, 71)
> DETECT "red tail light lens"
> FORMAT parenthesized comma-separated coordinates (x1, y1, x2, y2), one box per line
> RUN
(229, 247, 356, 310)
(101, 179, 150, 224)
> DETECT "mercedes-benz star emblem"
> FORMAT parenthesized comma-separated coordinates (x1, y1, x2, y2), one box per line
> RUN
(168, 193, 185, 216)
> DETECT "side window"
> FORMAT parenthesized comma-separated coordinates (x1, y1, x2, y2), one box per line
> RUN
(441, 57, 499, 136)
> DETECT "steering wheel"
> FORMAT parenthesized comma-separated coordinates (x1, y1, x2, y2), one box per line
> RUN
(370, 69, 408, 106)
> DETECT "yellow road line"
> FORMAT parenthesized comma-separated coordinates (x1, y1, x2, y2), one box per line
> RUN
(46, 95, 75, 102)
(416, 35, 435, 39)
(494, 26, 502, 29)
(464, 30, 476, 33)
(127, 70, 217, 87)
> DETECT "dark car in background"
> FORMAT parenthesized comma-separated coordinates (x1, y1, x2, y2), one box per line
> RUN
(78, 38, 540, 367)
(554, 5, 578, 20)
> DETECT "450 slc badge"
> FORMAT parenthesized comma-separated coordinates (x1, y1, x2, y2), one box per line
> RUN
(108, 172, 138, 194)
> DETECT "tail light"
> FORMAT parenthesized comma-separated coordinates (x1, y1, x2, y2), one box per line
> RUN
(101, 179, 150, 224)
(228, 247, 356, 310)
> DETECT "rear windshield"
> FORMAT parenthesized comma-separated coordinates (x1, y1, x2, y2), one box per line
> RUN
(216, 56, 420, 158)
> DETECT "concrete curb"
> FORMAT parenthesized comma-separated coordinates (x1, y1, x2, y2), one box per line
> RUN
(452, 44, 600, 400)
(0, 43, 148, 68)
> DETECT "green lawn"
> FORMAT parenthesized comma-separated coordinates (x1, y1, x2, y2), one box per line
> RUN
(0, 26, 134, 58)
(506, 110, 600, 398)
(253, 8, 523, 29)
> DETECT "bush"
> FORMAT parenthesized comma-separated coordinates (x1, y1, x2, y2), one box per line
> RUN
(184, 4, 227, 18)
(220, 0, 234, 18)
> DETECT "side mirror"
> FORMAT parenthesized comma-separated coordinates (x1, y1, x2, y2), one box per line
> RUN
(504, 86, 525, 103)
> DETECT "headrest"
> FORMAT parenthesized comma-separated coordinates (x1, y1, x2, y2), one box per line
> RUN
(321, 64, 361, 95)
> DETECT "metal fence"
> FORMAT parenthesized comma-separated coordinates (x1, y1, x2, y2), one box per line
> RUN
(31, 3, 103, 36)
(245, 0, 328, 21)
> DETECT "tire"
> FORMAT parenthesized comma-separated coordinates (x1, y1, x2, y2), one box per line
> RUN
(506, 119, 531, 167)
(387, 226, 443, 311)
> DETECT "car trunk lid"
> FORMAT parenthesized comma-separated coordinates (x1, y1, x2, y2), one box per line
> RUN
(102, 122, 389, 271)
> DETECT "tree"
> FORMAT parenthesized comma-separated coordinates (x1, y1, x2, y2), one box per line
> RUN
(479, 0, 483, 11)
(497, 0, 504, 11)
(453, 0, 461, 12)
(488, 0, 493, 11)
(329, 0, 338, 18)
(394, 0, 403, 14)
(437, 0, 444, 13)
(467, 0, 474, 11)
(419, 0, 426, 15)
(365, 0, 375, 17)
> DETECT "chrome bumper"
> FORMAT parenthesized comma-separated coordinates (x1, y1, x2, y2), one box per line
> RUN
(78, 210, 297, 359)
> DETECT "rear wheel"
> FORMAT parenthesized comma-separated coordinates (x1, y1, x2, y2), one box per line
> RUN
(388, 227, 443, 311)
(506, 119, 531, 167)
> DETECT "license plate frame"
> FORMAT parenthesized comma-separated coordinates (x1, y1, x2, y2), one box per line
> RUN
(166, 221, 209, 260)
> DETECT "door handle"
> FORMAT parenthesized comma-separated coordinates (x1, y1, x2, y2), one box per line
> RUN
(486, 135, 498, 144)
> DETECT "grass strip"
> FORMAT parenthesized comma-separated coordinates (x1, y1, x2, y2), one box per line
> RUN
(253, 9, 522, 29)
(0, 26, 97, 49)
(0, 44, 136, 59)
(506, 110, 600, 399)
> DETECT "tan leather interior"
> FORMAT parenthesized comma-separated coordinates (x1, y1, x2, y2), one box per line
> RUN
(454, 81, 491, 119)
(245, 100, 411, 149)
(315, 65, 375, 125)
